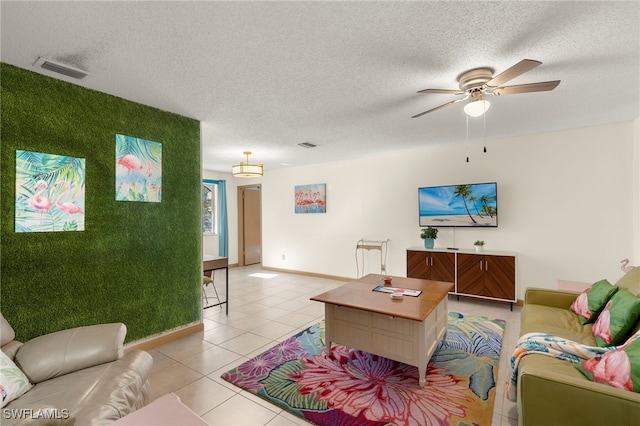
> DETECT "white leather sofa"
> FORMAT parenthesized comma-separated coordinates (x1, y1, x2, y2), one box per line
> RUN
(1, 312, 152, 425)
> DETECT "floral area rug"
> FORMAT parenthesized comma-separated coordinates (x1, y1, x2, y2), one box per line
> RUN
(221, 312, 505, 426)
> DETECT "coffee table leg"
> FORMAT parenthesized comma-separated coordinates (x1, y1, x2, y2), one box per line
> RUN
(324, 304, 332, 358)
(418, 320, 428, 387)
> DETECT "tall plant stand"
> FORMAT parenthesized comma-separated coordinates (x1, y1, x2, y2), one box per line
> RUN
(355, 238, 389, 278)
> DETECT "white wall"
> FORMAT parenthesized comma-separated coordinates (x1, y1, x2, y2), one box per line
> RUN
(259, 121, 638, 299)
(634, 117, 640, 266)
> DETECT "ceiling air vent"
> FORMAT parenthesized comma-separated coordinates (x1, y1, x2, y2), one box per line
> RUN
(298, 142, 317, 148)
(33, 57, 89, 80)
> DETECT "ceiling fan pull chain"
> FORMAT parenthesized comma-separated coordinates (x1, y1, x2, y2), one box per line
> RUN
(466, 114, 470, 163)
(483, 110, 487, 153)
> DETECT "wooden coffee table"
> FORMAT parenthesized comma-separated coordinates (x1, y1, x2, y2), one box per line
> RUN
(310, 274, 453, 387)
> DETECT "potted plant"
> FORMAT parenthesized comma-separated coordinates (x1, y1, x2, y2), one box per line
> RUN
(420, 227, 438, 249)
(474, 240, 485, 252)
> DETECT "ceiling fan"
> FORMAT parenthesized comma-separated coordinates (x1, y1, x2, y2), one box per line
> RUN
(412, 59, 560, 118)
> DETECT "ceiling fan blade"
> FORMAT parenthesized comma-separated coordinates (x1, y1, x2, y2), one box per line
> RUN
(411, 97, 466, 118)
(486, 59, 542, 87)
(417, 88, 465, 95)
(492, 80, 560, 96)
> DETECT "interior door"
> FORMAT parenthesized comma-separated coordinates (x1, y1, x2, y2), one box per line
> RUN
(239, 185, 261, 265)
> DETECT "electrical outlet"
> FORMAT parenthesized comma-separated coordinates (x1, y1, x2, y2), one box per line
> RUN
(282, 254, 285, 261)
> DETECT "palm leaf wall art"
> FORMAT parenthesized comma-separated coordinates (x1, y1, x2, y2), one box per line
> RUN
(15, 150, 85, 232)
(115, 134, 162, 202)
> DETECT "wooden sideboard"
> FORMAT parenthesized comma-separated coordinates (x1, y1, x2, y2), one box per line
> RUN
(407, 248, 516, 309)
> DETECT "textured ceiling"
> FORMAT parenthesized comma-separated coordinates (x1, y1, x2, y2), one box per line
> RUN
(2, 1, 638, 173)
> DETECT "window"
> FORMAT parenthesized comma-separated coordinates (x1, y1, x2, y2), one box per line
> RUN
(202, 182, 218, 235)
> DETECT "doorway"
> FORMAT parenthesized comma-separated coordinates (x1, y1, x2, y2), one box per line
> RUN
(237, 184, 262, 266)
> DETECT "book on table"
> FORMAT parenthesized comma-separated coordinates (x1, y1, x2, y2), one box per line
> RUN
(372, 285, 422, 297)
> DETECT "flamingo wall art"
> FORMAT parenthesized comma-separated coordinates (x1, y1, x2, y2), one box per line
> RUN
(15, 150, 86, 232)
(115, 134, 162, 202)
(295, 183, 327, 214)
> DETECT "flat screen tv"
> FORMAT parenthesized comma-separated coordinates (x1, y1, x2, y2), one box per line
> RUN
(418, 182, 498, 227)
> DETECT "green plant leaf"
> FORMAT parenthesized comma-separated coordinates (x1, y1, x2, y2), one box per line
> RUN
(261, 360, 327, 411)
(468, 361, 495, 400)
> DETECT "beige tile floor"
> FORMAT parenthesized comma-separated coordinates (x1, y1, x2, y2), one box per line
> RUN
(147, 264, 521, 426)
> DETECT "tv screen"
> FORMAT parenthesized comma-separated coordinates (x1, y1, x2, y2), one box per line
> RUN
(418, 182, 497, 227)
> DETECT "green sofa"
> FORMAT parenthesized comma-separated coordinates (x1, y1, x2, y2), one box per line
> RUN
(517, 267, 640, 426)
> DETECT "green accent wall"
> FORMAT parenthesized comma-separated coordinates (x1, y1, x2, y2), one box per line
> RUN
(0, 63, 202, 343)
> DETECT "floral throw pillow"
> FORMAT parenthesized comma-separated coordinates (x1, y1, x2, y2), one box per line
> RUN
(592, 289, 640, 347)
(570, 279, 618, 324)
(576, 333, 640, 392)
(0, 350, 33, 407)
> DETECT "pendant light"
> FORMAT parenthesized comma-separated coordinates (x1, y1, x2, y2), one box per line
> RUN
(232, 151, 263, 178)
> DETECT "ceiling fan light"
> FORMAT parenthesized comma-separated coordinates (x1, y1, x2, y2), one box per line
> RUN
(464, 99, 491, 117)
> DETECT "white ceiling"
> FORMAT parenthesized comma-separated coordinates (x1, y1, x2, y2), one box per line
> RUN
(2, 1, 639, 173)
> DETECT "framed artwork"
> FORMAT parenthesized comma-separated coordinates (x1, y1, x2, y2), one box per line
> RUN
(295, 183, 326, 214)
(15, 150, 85, 232)
(115, 134, 162, 202)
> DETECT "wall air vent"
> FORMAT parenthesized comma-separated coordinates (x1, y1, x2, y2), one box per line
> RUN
(33, 57, 89, 80)
(298, 142, 317, 148)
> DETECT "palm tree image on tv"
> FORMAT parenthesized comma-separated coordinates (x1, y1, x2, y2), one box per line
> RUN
(479, 194, 497, 218)
(454, 185, 477, 224)
(419, 183, 498, 227)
